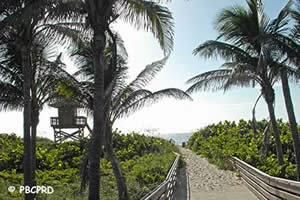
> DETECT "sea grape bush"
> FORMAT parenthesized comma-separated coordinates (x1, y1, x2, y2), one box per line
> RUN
(0, 134, 87, 171)
(187, 119, 299, 180)
(113, 131, 177, 161)
(0, 132, 177, 200)
(0, 134, 24, 172)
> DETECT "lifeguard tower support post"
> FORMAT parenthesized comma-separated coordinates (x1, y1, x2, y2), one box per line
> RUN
(50, 99, 91, 143)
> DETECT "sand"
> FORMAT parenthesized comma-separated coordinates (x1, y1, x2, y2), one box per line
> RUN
(175, 147, 258, 200)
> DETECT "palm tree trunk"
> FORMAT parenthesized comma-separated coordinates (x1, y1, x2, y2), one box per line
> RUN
(31, 106, 39, 183)
(21, 45, 33, 200)
(106, 125, 129, 200)
(260, 121, 271, 159)
(263, 88, 284, 165)
(88, 26, 106, 200)
(280, 69, 300, 181)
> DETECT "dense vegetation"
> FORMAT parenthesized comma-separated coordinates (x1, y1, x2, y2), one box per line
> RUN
(187, 120, 299, 181)
(0, 132, 178, 200)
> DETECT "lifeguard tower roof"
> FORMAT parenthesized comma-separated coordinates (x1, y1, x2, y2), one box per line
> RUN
(49, 98, 85, 108)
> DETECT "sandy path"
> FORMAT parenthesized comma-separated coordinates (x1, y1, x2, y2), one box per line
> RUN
(178, 147, 258, 200)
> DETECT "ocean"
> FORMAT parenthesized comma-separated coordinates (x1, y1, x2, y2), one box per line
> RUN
(159, 133, 193, 145)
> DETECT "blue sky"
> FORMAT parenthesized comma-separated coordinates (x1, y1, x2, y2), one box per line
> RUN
(1, 0, 299, 138)
(114, 0, 300, 134)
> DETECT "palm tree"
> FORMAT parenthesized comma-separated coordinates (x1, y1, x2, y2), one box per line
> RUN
(0, 34, 79, 186)
(0, 3, 34, 195)
(79, 1, 175, 199)
(107, 60, 191, 200)
(186, 0, 284, 165)
(245, 0, 300, 180)
(268, 1, 300, 180)
(1, 2, 87, 197)
(71, 32, 190, 199)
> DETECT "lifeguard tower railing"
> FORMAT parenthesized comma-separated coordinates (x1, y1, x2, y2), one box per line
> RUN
(50, 116, 87, 128)
(50, 116, 91, 143)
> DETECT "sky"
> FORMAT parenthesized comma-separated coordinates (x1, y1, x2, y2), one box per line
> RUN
(1, 0, 299, 139)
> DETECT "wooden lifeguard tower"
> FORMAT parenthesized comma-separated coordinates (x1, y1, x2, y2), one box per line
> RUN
(50, 99, 92, 143)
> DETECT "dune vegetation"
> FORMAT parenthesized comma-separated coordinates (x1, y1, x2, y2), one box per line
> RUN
(187, 119, 299, 181)
(0, 133, 178, 200)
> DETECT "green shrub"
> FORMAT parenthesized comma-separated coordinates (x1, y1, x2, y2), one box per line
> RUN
(187, 119, 298, 180)
(0, 131, 178, 200)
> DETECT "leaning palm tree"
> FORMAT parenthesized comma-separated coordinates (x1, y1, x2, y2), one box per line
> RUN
(106, 58, 191, 200)
(75, 1, 175, 198)
(186, 0, 285, 165)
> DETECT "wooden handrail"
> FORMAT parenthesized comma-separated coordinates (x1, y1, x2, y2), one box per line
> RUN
(141, 153, 180, 200)
(232, 157, 300, 200)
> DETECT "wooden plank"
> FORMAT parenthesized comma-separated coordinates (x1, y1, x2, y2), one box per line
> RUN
(237, 165, 283, 199)
(233, 157, 271, 185)
(239, 168, 281, 200)
(241, 177, 268, 200)
(233, 157, 300, 199)
(269, 176, 300, 196)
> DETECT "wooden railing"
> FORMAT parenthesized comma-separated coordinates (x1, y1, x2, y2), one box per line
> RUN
(141, 153, 180, 200)
(50, 116, 87, 128)
(231, 157, 300, 200)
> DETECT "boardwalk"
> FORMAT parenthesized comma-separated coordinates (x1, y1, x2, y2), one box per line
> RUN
(176, 147, 258, 200)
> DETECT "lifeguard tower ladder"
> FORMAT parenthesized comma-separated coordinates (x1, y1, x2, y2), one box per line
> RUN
(50, 99, 92, 143)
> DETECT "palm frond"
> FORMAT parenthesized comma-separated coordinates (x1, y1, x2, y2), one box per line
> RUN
(186, 69, 232, 93)
(114, 88, 191, 121)
(36, 22, 92, 49)
(127, 56, 168, 91)
(221, 62, 261, 86)
(112, 89, 153, 120)
(269, 33, 300, 66)
(0, 81, 23, 111)
(215, 0, 269, 53)
(223, 72, 258, 91)
(110, 67, 128, 104)
(119, 0, 174, 54)
(44, 0, 86, 24)
(268, 0, 292, 34)
(193, 40, 256, 64)
(290, 0, 300, 38)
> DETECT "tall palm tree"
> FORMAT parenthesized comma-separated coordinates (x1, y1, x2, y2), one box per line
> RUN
(0, 3, 34, 195)
(186, 0, 285, 165)
(268, 1, 300, 180)
(78, 1, 175, 199)
(1, 2, 87, 198)
(244, 0, 300, 180)
(0, 34, 79, 185)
